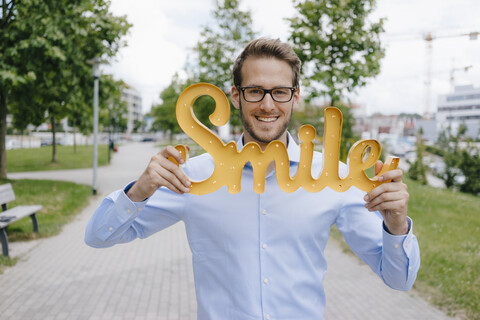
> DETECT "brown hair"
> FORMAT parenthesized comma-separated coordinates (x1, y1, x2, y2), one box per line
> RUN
(233, 38, 301, 87)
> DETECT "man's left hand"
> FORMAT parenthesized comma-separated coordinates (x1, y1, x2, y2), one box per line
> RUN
(364, 160, 410, 235)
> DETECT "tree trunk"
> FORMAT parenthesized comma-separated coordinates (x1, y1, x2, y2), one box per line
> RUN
(0, 88, 8, 179)
(73, 125, 77, 153)
(51, 114, 57, 162)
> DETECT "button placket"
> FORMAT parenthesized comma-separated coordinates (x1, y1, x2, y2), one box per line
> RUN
(259, 198, 271, 320)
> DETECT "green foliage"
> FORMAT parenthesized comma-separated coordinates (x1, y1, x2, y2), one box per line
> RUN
(289, 105, 324, 137)
(190, 0, 257, 130)
(458, 148, 480, 195)
(97, 75, 128, 135)
(443, 151, 461, 188)
(425, 145, 444, 157)
(288, 0, 385, 105)
(438, 125, 472, 192)
(0, 0, 131, 175)
(407, 129, 427, 184)
(150, 75, 184, 139)
(152, 1, 256, 138)
(336, 104, 358, 162)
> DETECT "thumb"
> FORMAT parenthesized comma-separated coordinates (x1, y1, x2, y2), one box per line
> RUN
(374, 160, 384, 176)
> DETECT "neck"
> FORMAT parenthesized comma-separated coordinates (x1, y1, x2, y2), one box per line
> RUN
(242, 132, 289, 151)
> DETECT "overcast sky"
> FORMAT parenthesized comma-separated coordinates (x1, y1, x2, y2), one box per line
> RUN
(104, 0, 480, 116)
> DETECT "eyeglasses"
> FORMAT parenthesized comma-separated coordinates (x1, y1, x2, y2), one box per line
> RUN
(237, 86, 297, 103)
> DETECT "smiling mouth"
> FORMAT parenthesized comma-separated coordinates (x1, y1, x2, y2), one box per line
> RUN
(256, 116, 278, 122)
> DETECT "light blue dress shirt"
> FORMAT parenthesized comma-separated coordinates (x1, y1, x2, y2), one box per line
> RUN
(85, 133, 420, 320)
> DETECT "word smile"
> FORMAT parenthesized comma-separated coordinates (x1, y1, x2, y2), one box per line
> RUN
(171, 83, 399, 195)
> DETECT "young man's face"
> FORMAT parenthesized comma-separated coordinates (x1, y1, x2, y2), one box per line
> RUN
(231, 57, 300, 149)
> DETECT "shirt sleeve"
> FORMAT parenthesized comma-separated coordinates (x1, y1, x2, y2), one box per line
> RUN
(336, 187, 420, 291)
(84, 183, 186, 248)
(380, 217, 420, 290)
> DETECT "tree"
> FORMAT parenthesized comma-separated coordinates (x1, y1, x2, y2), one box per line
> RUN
(98, 75, 127, 130)
(0, 0, 130, 177)
(0, 0, 35, 178)
(439, 125, 465, 189)
(407, 128, 427, 185)
(458, 148, 480, 195)
(289, 104, 324, 138)
(68, 74, 127, 152)
(150, 75, 184, 142)
(190, 0, 257, 130)
(439, 124, 480, 195)
(288, 0, 385, 106)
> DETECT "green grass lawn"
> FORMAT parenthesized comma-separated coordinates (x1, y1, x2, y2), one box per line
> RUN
(406, 177, 480, 320)
(0, 179, 92, 271)
(331, 176, 480, 320)
(7, 144, 109, 172)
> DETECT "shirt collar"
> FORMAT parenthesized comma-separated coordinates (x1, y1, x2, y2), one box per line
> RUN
(236, 132, 301, 163)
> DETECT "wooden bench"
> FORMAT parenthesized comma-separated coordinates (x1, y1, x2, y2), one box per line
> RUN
(0, 183, 43, 257)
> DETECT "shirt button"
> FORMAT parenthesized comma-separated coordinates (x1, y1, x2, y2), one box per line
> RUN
(262, 209, 267, 215)
(137, 207, 142, 212)
(263, 278, 269, 284)
(265, 314, 271, 319)
(394, 244, 399, 249)
(108, 227, 113, 232)
(262, 244, 267, 249)
(126, 209, 131, 213)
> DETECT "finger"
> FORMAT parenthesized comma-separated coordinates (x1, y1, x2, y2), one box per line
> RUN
(366, 199, 408, 214)
(374, 160, 383, 176)
(365, 189, 408, 211)
(158, 175, 188, 194)
(149, 163, 190, 194)
(161, 146, 186, 165)
(378, 168, 403, 183)
(153, 157, 191, 190)
(152, 150, 191, 188)
(365, 181, 407, 202)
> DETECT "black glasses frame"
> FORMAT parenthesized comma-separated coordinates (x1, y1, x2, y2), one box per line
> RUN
(237, 86, 297, 103)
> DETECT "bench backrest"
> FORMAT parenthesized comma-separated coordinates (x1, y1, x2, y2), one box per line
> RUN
(0, 184, 16, 210)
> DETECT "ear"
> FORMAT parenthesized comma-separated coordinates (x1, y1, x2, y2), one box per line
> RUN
(292, 86, 300, 109)
(231, 86, 240, 110)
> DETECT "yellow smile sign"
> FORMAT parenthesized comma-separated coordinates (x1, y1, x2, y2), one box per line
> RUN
(169, 83, 399, 195)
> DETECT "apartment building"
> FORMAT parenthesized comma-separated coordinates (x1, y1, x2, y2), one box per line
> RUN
(437, 85, 480, 139)
(122, 85, 143, 134)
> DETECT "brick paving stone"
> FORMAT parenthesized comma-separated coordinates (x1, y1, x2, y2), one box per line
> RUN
(3, 142, 455, 320)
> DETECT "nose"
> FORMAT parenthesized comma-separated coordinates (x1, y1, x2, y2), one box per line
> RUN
(260, 92, 276, 112)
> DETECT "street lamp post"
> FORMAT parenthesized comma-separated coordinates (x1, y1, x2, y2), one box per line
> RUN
(108, 102, 113, 164)
(92, 58, 101, 195)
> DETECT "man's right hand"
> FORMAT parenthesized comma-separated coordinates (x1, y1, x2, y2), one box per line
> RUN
(126, 146, 191, 201)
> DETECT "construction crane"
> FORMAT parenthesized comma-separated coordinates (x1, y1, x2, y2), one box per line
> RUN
(422, 31, 479, 119)
(450, 64, 473, 92)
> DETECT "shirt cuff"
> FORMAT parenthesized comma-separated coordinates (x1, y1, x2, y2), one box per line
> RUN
(111, 182, 149, 221)
(123, 180, 149, 202)
(382, 217, 415, 257)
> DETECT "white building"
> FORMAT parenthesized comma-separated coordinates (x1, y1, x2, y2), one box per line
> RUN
(437, 85, 480, 139)
(122, 85, 143, 134)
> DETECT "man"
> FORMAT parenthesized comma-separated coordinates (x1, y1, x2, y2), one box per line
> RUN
(85, 38, 420, 320)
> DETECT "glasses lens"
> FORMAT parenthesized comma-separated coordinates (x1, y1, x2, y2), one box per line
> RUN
(244, 87, 264, 102)
(272, 88, 292, 102)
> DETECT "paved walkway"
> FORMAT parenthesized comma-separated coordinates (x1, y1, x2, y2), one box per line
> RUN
(2, 143, 454, 320)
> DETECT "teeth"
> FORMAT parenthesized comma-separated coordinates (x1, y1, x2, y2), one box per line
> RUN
(257, 117, 276, 122)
